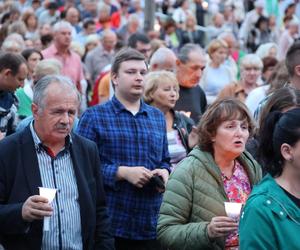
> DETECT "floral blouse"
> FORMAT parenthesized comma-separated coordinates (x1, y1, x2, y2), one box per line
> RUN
(221, 160, 252, 248)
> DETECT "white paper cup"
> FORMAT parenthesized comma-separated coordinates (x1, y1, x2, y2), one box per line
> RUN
(224, 202, 243, 220)
(38, 187, 56, 231)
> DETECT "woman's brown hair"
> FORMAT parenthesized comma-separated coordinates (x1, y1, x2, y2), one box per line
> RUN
(198, 98, 254, 153)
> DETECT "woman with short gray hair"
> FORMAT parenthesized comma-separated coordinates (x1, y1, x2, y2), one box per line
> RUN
(218, 54, 263, 102)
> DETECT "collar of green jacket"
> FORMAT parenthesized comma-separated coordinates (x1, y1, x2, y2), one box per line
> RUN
(248, 174, 300, 224)
(188, 146, 262, 188)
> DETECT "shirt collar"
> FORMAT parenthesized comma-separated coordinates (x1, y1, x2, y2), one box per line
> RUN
(111, 95, 148, 116)
(30, 121, 72, 153)
(49, 43, 71, 56)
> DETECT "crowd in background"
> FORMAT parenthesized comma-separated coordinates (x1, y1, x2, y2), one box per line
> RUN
(0, 0, 299, 123)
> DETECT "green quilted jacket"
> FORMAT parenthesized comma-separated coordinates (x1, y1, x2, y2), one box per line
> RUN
(157, 146, 262, 250)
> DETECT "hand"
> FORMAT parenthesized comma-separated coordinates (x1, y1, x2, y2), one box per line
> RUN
(207, 216, 238, 239)
(151, 169, 169, 184)
(117, 166, 153, 188)
(151, 169, 169, 193)
(188, 126, 199, 149)
(22, 195, 53, 222)
(179, 111, 191, 118)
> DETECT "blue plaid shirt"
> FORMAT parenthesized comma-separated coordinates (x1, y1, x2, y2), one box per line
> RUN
(77, 96, 170, 240)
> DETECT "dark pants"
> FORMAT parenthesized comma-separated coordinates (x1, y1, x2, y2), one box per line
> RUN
(115, 237, 164, 250)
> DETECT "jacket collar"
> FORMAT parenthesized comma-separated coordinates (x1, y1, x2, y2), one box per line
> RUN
(20, 126, 43, 195)
(21, 126, 92, 242)
(250, 174, 300, 223)
(188, 147, 261, 199)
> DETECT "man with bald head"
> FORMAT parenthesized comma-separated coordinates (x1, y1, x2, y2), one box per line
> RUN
(149, 47, 177, 72)
(65, 7, 81, 36)
(85, 29, 117, 83)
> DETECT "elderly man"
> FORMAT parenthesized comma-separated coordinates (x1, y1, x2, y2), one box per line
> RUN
(85, 29, 117, 84)
(65, 6, 81, 36)
(149, 47, 177, 72)
(174, 43, 207, 123)
(42, 21, 85, 93)
(0, 75, 114, 250)
(0, 52, 28, 140)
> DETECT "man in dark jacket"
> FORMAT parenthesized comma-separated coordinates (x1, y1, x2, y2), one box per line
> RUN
(0, 75, 114, 250)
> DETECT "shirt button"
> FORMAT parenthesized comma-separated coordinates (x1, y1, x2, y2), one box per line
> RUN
(61, 209, 64, 213)
(266, 200, 271, 205)
(280, 211, 284, 216)
(58, 189, 61, 193)
(62, 230, 65, 234)
(55, 171, 59, 174)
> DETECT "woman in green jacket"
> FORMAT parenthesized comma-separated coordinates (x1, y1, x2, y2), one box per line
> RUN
(239, 108, 300, 249)
(157, 99, 262, 250)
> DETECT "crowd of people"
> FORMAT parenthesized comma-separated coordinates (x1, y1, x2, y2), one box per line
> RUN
(0, 0, 300, 250)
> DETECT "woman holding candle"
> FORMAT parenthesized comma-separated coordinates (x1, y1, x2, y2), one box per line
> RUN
(157, 98, 262, 250)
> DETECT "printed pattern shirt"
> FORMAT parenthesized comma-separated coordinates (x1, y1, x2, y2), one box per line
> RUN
(222, 160, 251, 248)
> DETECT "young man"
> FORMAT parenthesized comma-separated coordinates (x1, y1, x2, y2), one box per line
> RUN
(77, 48, 170, 250)
(0, 52, 28, 139)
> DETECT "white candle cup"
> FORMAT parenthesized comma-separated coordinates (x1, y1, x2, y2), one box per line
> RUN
(43, 217, 50, 231)
(38, 187, 57, 232)
(224, 202, 243, 221)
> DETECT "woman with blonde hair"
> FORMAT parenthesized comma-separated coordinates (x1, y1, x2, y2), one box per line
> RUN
(200, 39, 235, 104)
(144, 70, 196, 169)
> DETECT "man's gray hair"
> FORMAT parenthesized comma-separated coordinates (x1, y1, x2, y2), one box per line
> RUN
(128, 13, 140, 24)
(53, 21, 72, 33)
(34, 59, 63, 82)
(149, 47, 176, 67)
(100, 29, 117, 41)
(217, 31, 235, 41)
(2, 33, 25, 51)
(33, 75, 81, 109)
(177, 43, 204, 63)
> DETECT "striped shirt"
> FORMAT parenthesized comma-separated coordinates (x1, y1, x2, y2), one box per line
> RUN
(30, 123, 83, 250)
